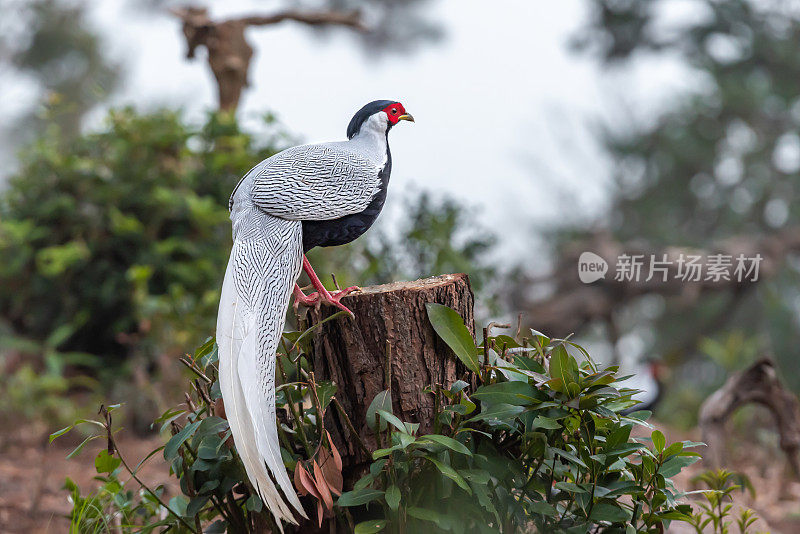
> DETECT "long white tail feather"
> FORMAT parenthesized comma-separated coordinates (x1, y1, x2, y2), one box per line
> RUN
(238, 323, 305, 515)
(216, 108, 402, 527)
(217, 229, 307, 528)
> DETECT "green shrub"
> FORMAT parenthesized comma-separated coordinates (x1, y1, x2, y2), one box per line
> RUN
(0, 108, 287, 362)
(55, 306, 703, 533)
(687, 469, 762, 534)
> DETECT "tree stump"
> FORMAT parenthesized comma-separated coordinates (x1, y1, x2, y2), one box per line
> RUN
(303, 273, 474, 482)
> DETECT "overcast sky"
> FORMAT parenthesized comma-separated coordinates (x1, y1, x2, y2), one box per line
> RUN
(7, 0, 699, 259)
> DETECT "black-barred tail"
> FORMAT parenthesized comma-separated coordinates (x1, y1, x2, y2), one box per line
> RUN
(216, 212, 306, 529)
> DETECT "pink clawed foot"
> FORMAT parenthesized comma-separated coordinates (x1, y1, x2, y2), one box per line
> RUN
(319, 285, 361, 316)
(293, 284, 320, 309)
(292, 256, 360, 318)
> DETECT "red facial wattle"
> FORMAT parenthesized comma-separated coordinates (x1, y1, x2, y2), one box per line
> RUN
(382, 102, 407, 124)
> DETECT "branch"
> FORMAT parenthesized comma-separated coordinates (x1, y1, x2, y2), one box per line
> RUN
(698, 358, 800, 478)
(239, 10, 367, 32)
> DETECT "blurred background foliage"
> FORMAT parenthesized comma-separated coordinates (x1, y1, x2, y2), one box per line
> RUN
(551, 0, 800, 427)
(5, 0, 800, 530)
(1, 0, 800, 495)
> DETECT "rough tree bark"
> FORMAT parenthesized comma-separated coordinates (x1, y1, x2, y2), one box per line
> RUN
(301, 273, 473, 483)
(698, 358, 800, 477)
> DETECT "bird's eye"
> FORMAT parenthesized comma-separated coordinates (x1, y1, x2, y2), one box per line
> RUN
(391, 108, 397, 114)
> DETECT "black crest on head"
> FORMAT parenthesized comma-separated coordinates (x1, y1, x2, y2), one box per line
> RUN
(347, 99, 397, 139)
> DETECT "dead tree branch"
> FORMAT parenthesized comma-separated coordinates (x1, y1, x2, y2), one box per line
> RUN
(698, 358, 800, 478)
(170, 6, 367, 111)
(240, 11, 366, 31)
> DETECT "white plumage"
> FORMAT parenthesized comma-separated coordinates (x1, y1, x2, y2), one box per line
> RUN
(216, 210, 305, 528)
(216, 106, 398, 527)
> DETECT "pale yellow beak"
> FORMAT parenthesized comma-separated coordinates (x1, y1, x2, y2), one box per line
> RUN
(398, 113, 415, 122)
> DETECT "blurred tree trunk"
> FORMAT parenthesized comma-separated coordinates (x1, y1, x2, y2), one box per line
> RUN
(302, 273, 473, 485)
(171, 6, 365, 111)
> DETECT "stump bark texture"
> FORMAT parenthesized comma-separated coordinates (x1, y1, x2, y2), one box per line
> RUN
(303, 273, 474, 480)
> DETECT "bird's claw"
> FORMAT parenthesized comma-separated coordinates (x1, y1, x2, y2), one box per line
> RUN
(293, 284, 357, 318)
(292, 284, 320, 309)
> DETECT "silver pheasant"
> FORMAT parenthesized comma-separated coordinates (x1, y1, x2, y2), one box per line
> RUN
(216, 100, 413, 528)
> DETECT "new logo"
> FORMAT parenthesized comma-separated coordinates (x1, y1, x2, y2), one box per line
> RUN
(578, 252, 608, 283)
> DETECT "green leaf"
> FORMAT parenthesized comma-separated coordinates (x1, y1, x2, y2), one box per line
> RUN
(404, 422, 420, 434)
(354, 473, 376, 491)
(192, 416, 228, 442)
(66, 435, 99, 459)
(460, 469, 490, 484)
(472, 381, 536, 406)
(663, 441, 684, 458)
(549, 345, 577, 390)
(154, 408, 186, 433)
(168, 495, 188, 517)
(198, 434, 229, 460)
(398, 432, 416, 449)
(529, 501, 557, 517)
(590, 502, 631, 523)
(550, 447, 588, 469)
(194, 336, 215, 362)
(426, 303, 479, 373)
(337, 488, 384, 507)
(418, 434, 472, 456)
(198, 480, 220, 494)
(459, 393, 477, 414)
(532, 416, 562, 430)
(450, 380, 470, 394)
(206, 520, 227, 533)
(605, 424, 633, 449)
(370, 460, 387, 477)
(408, 507, 447, 526)
(49, 425, 73, 443)
(514, 355, 546, 373)
(316, 381, 338, 411)
(625, 410, 652, 422)
(385, 485, 401, 511)
(373, 444, 402, 459)
(468, 403, 524, 423)
(187, 494, 210, 517)
(652, 430, 666, 453)
(426, 457, 472, 494)
(355, 520, 388, 534)
(246, 494, 263, 512)
(366, 390, 393, 431)
(376, 409, 407, 434)
(200, 343, 218, 367)
(659, 455, 701, 477)
(554, 481, 587, 493)
(94, 449, 121, 474)
(164, 421, 201, 462)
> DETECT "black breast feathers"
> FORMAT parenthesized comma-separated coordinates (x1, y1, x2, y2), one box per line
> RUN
(301, 148, 392, 252)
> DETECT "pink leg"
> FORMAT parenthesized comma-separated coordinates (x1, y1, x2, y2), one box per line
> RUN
(292, 256, 360, 316)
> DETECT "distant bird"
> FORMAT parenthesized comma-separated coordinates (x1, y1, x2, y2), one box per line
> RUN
(216, 100, 413, 527)
(624, 360, 669, 414)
